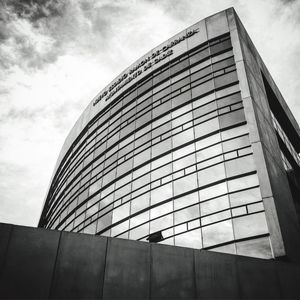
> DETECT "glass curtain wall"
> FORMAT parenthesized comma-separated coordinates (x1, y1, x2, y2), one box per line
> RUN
(41, 33, 273, 258)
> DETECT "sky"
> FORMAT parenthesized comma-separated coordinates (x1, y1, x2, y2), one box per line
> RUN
(0, 0, 299, 227)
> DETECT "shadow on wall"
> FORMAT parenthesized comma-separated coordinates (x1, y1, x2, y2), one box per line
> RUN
(0, 223, 300, 299)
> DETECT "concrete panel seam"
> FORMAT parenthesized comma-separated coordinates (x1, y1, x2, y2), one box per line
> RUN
(149, 243, 152, 300)
(192, 249, 198, 300)
(100, 237, 110, 300)
(0, 225, 13, 281)
(48, 230, 63, 300)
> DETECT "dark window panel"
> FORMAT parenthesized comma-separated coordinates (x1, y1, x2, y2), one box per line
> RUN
(153, 68, 170, 86)
(189, 47, 210, 66)
(153, 86, 171, 102)
(191, 65, 212, 83)
(216, 92, 241, 109)
(191, 80, 214, 99)
(212, 57, 235, 72)
(170, 58, 189, 77)
(172, 90, 192, 109)
(138, 78, 153, 96)
(214, 71, 238, 89)
(219, 109, 246, 130)
(210, 38, 232, 56)
(152, 100, 172, 119)
(171, 76, 190, 92)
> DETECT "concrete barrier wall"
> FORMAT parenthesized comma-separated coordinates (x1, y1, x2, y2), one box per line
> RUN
(0, 223, 299, 299)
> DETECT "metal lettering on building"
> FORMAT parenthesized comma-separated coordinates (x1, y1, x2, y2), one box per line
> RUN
(93, 28, 199, 106)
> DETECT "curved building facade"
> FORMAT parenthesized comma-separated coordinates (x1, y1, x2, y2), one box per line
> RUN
(39, 8, 300, 260)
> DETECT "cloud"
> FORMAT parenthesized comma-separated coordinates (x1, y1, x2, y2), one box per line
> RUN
(0, 0, 299, 227)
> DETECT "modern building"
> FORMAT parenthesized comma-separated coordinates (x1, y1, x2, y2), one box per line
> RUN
(38, 8, 300, 261)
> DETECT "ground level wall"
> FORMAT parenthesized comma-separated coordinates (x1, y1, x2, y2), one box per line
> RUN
(0, 223, 300, 299)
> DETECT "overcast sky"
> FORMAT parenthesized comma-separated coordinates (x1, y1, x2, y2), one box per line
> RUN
(0, 0, 299, 227)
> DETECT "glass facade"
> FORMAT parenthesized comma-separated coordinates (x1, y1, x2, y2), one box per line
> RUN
(39, 31, 274, 258)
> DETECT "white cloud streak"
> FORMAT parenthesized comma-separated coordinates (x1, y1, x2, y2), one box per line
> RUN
(0, 0, 299, 226)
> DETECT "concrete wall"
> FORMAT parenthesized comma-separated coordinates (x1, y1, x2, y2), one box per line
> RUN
(0, 223, 300, 299)
(227, 8, 300, 262)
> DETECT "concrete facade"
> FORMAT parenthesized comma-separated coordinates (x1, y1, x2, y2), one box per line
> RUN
(1, 223, 300, 299)
(227, 9, 300, 261)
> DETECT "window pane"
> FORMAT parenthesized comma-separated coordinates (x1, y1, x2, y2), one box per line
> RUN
(210, 243, 236, 255)
(200, 182, 227, 201)
(201, 210, 231, 226)
(201, 195, 229, 215)
(233, 212, 269, 239)
(227, 174, 259, 193)
(172, 90, 192, 109)
(196, 143, 222, 162)
(172, 128, 194, 148)
(152, 138, 172, 158)
(174, 204, 200, 224)
(202, 220, 234, 247)
(189, 47, 210, 65)
(173, 153, 195, 171)
(97, 212, 112, 232)
(225, 155, 256, 177)
(174, 173, 198, 196)
(214, 71, 237, 89)
(222, 135, 249, 152)
(194, 118, 219, 139)
(229, 187, 261, 207)
(219, 109, 246, 129)
(112, 202, 130, 223)
(174, 192, 199, 210)
(175, 228, 202, 249)
(151, 201, 173, 219)
(150, 182, 172, 205)
(173, 143, 195, 160)
(236, 237, 273, 259)
(191, 80, 214, 99)
(198, 163, 226, 187)
(111, 220, 129, 237)
(131, 193, 150, 214)
(129, 223, 149, 240)
(150, 213, 173, 233)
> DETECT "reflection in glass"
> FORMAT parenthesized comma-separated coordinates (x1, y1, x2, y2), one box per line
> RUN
(198, 163, 226, 187)
(112, 202, 130, 223)
(111, 220, 130, 236)
(173, 153, 195, 171)
(174, 191, 199, 210)
(97, 212, 112, 233)
(202, 220, 234, 247)
(233, 212, 269, 239)
(172, 128, 194, 148)
(151, 201, 173, 219)
(151, 183, 172, 205)
(129, 223, 149, 240)
(200, 182, 227, 201)
(173, 173, 198, 196)
(210, 243, 236, 255)
(174, 204, 200, 224)
(175, 228, 202, 249)
(225, 155, 256, 177)
(201, 195, 229, 215)
(131, 193, 150, 214)
(201, 210, 231, 226)
(194, 118, 219, 139)
(236, 237, 273, 259)
(227, 174, 259, 193)
(219, 109, 245, 129)
(150, 213, 173, 233)
(229, 187, 261, 207)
